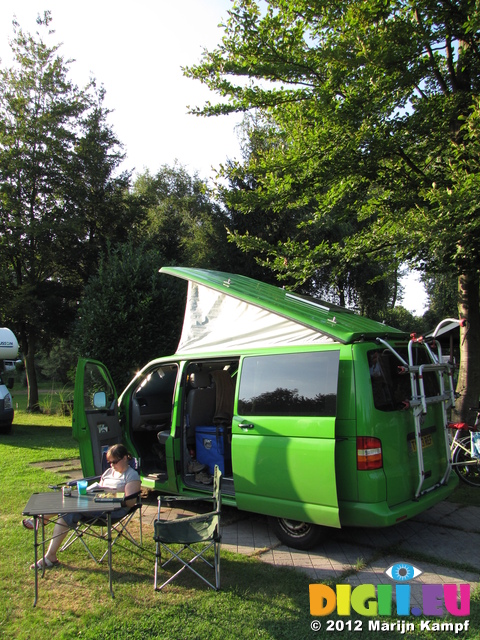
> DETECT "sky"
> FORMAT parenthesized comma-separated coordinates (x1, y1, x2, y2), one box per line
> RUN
(401, 272, 427, 316)
(0, 0, 427, 314)
(0, 0, 242, 180)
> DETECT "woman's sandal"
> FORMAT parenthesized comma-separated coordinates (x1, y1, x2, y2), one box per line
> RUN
(22, 518, 38, 530)
(30, 557, 60, 570)
(22, 516, 50, 530)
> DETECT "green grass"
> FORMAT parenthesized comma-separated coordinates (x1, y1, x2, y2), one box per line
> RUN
(11, 385, 74, 418)
(1, 414, 479, 639)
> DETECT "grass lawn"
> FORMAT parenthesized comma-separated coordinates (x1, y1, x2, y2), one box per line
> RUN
(1, 411, 479, 639)
(10, 384, 74, 418)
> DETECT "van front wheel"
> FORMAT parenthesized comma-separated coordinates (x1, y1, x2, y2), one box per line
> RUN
(269, 517, 325, 550)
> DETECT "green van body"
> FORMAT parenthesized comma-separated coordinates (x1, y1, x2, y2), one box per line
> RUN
(73, 267, 457, 548)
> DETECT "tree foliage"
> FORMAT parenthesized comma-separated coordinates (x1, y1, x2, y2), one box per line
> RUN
(73, 243, 185, 390)
(219, 110, 402, 313)
(65, 87, 140, 285)
(186, 0, 480, 419)
(132, 162, 261, 274)
(0, 14, 137, 409)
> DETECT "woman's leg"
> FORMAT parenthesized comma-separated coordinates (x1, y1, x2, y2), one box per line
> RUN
(40, 510, 107, 563)
(44, 516, 71, 563)
(30, 514, 72, 568)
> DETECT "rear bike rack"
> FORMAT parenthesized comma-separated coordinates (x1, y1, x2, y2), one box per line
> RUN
(376, 318, 461, 498)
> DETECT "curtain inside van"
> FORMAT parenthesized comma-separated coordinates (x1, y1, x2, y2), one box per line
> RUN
(176, 282, 338, 353)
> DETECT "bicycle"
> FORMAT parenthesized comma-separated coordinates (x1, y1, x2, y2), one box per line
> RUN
(448, 406, 480, 487)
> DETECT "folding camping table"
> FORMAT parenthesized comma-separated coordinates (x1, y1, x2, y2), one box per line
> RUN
(23, 491, 119, 606)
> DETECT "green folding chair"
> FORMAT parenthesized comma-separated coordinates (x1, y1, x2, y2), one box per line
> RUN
(154, 465, 222, 591)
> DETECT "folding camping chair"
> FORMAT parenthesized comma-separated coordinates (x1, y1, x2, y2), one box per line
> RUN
(60, 451, 143, 563)
(154, 465, 222, 591)
(60, 490, 143, 564)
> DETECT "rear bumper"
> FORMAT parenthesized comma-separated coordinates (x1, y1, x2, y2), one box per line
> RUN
(338, 474, 458, 528)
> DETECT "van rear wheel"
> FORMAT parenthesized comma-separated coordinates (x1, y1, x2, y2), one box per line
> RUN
(268, 517, 325, 550)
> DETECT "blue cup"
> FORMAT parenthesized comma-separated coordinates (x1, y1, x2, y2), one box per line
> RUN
(77, 480, 88, 495)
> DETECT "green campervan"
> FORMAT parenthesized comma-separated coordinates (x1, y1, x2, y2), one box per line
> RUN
(73, 267, 458, 549)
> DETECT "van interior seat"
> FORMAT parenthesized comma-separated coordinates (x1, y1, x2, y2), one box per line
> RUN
(211, 370, 235, 423)
(186, 371, 216, 445)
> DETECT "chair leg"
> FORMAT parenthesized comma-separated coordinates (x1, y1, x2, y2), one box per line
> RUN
(154, 541, 219, 591)
(215, 540, 220, 590)
(60, 525, 101, 563)
(60, 529, 78, 552)
(161, 544, 188, 569)
(154, 541, 161, 590)
(97, 520, 143, 563)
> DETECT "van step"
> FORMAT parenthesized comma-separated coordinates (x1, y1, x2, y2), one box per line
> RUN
(145, 472, 168, 482)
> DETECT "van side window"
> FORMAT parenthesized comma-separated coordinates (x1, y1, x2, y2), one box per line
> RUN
(238, 352, 339, 417)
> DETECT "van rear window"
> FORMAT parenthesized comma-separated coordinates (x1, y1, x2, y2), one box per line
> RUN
(238, 351, 339, 417)
(368, 348, 440, 412)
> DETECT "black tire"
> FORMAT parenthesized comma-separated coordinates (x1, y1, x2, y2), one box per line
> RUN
(268, 516, 326, 550)
(453, 438, 480, 487)
(0, 422, 12, 435)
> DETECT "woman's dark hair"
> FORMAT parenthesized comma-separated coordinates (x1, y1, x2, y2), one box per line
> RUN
(107, 444, 131, 461)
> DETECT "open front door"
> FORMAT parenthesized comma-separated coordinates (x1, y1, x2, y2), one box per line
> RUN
(72, 358, 122, 478)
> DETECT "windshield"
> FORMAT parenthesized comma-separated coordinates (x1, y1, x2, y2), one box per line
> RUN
(368, 347, 440, 412)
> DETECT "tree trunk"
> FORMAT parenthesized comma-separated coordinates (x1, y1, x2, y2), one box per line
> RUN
(453, 272, 480, 422)
(24, 337, 40, 413)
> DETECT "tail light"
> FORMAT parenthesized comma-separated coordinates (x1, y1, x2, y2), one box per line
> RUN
(357, 436, 383, 470)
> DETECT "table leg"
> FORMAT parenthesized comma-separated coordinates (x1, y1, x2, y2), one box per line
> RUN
(41, 517, 46, 577)
(107, 513, 114, 598)
(33, 516, 38, 607)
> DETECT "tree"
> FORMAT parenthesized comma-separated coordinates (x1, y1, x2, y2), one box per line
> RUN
(0, 14, 89, 410)
(73, 243, 185, 390)
(186, 0, 480, 420)
(65, 86, 140, 285)
(221, 113, 402, 309)
(37, 338, 78, 386)
(132, 163, 244, 272)
(423, 270, 458, 329)
(0, 14, 136, 410)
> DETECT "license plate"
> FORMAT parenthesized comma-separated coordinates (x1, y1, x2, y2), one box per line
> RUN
(410, 434, 433, 453)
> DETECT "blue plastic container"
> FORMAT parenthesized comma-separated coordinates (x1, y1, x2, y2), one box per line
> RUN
(195, 426, 230, 475)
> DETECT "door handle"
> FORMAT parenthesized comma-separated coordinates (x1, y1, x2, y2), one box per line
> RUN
(238, 423, 255, 430)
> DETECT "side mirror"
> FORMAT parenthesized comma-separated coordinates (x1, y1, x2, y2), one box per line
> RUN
(7, 378, 14, 390)
(93, 391, 107, 409)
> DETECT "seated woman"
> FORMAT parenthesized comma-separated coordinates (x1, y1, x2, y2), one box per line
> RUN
(24, 444, 141, 569)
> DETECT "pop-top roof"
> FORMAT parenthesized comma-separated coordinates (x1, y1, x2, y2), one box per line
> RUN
(160, 267, 408, 348)
(160, 267, 408, 344)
